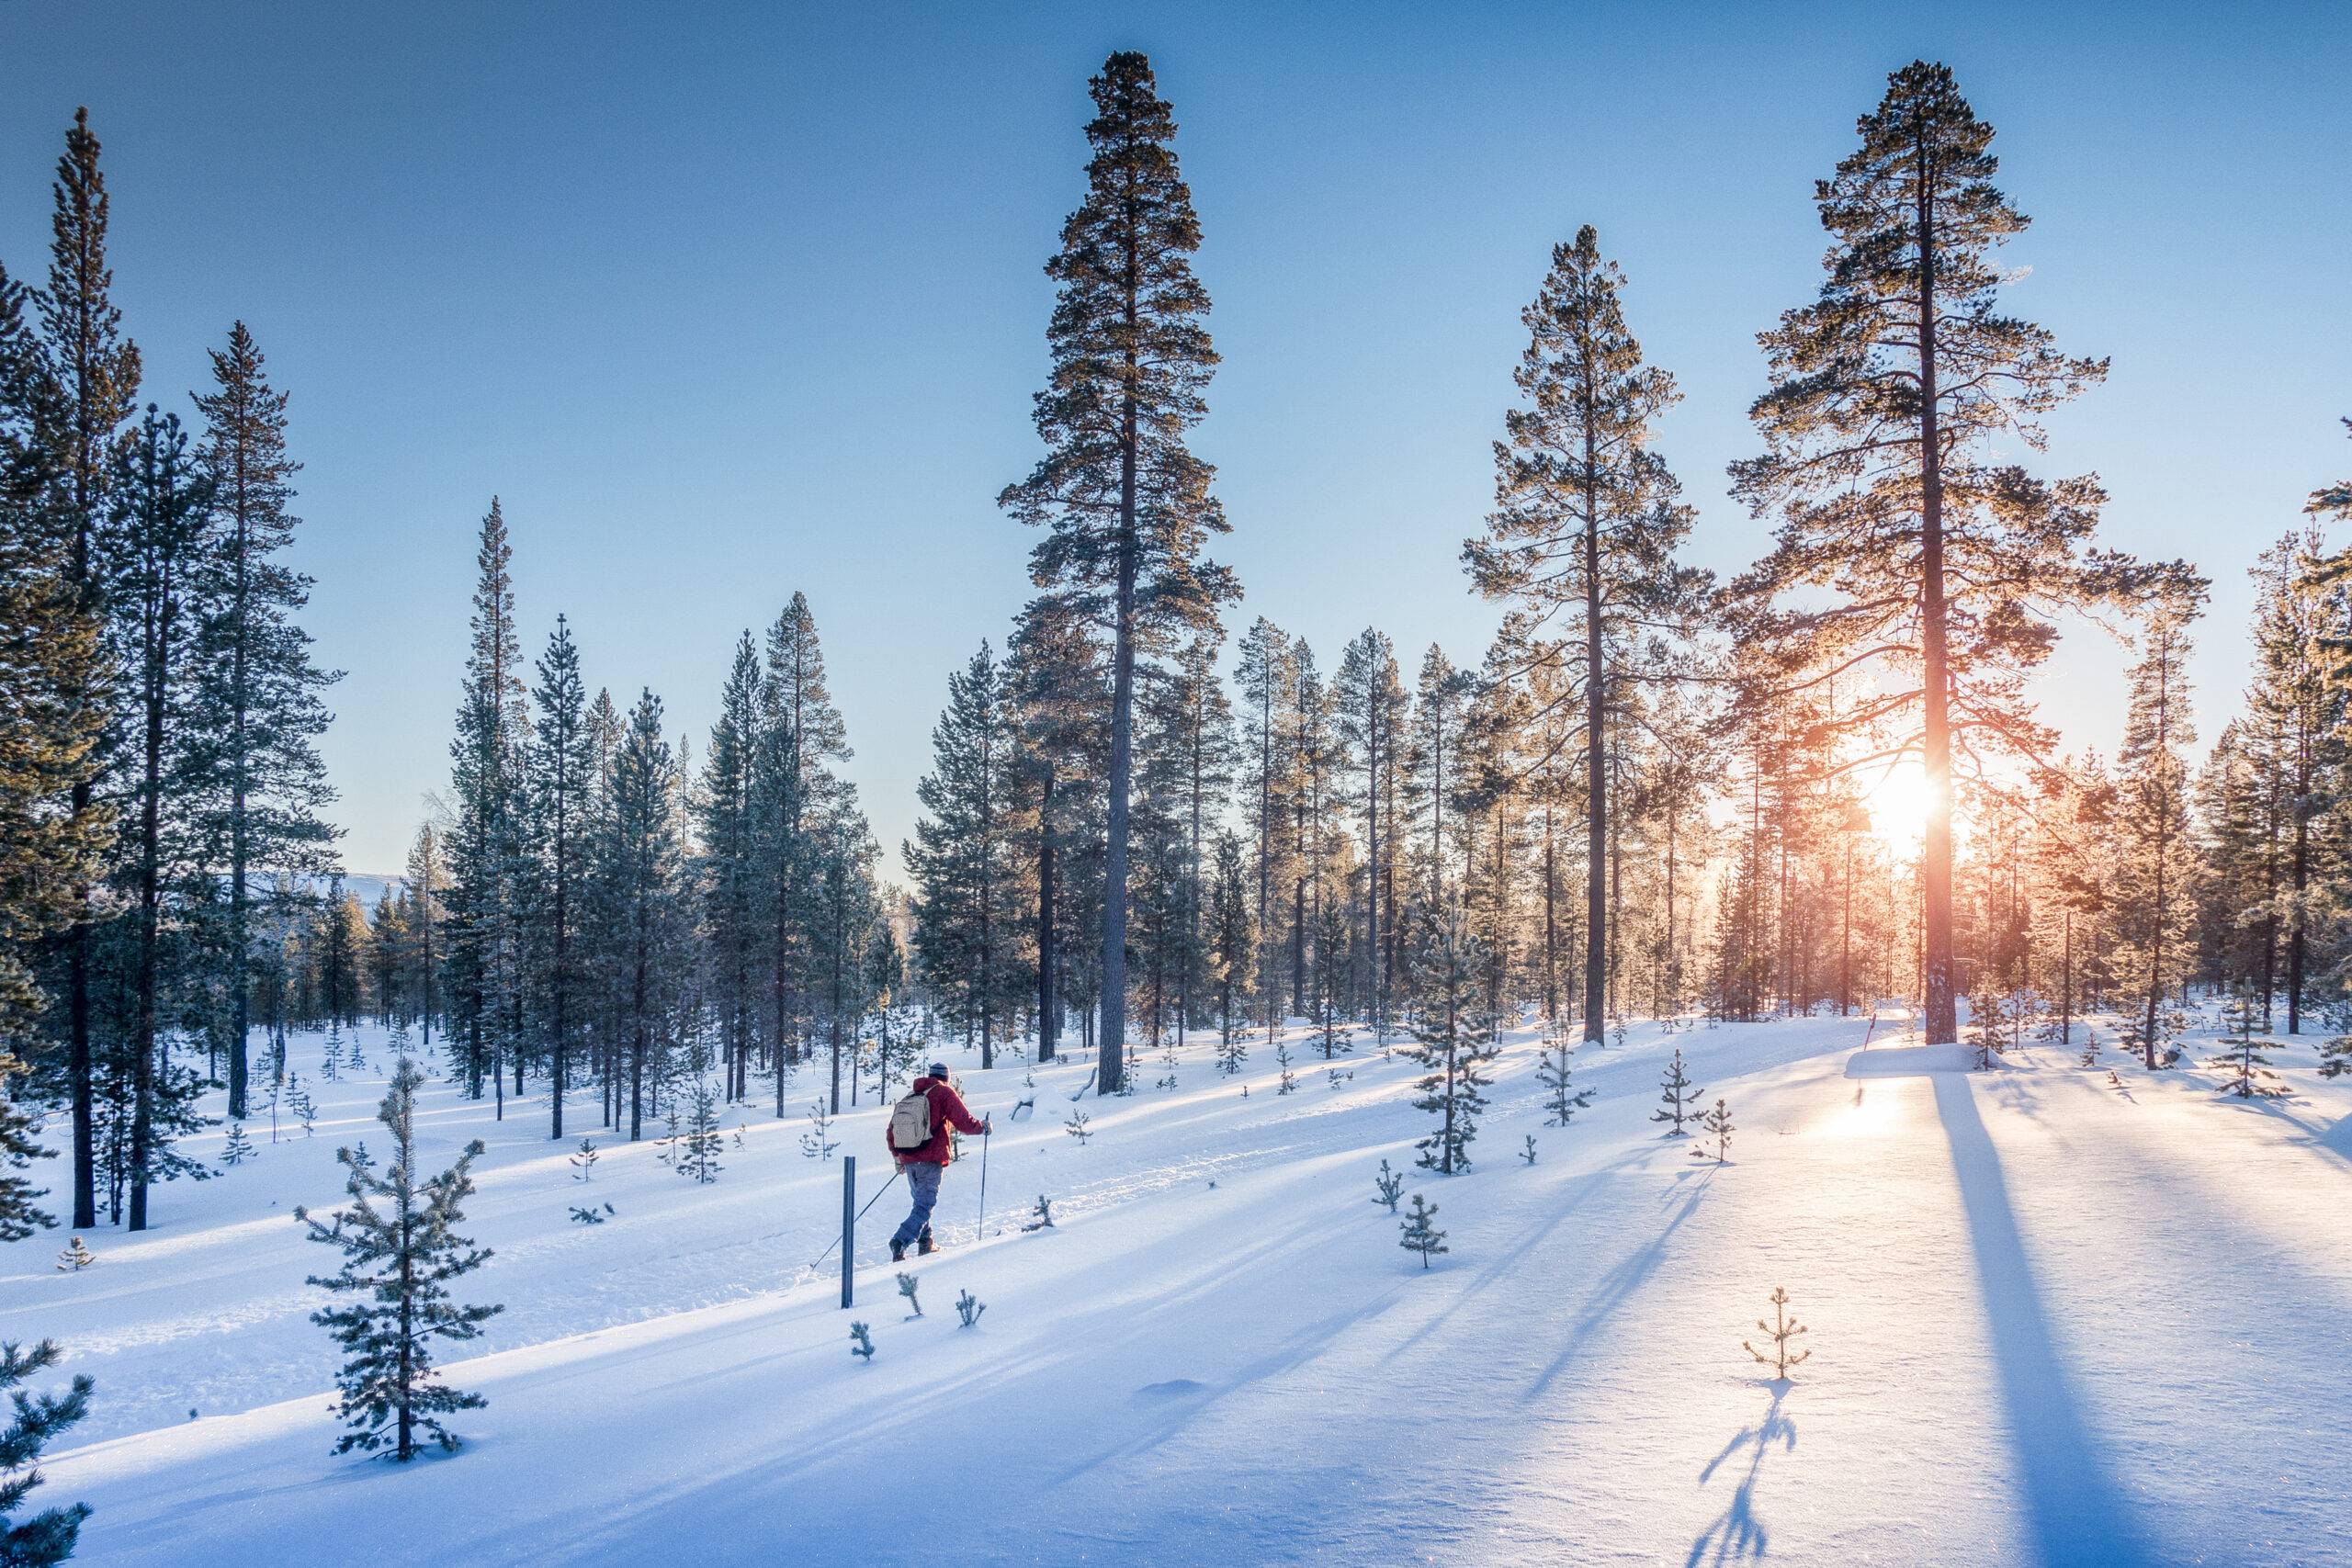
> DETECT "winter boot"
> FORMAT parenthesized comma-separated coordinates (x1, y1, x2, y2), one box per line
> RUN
(889, 1239, 907, 1263)
(917, 1231, 936, 1257)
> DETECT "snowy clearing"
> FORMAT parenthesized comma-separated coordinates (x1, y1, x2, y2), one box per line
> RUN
(8, 1013, 2352, 1566)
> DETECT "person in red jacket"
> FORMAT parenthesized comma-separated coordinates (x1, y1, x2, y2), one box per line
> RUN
(887, 1062, 989, 1261)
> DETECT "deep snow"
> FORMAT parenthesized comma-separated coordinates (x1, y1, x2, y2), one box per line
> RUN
(6, 1007, 2350, 1566)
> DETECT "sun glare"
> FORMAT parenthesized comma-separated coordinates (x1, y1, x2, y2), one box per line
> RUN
(1861, 762, 1930, 849)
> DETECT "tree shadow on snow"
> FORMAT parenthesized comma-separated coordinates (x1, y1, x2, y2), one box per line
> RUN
(1933, 1074, 2155, 1566)
(1685, 1382, 1794, 1567)
(1522, 1173, 1713, 1404)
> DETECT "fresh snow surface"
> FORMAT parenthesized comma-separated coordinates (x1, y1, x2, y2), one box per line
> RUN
(7, 1010, 2352, 1566)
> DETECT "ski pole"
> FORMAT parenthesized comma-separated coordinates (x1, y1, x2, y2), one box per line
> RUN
(808, 1164, 902, 1270)
(978, 1122, 990, 1238)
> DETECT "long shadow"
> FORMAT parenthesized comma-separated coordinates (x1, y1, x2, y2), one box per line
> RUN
(1686, 1382, 1795, 1567)
(1933, 1074, 2154, 1566)
(1523, 1172, 1712, 1403)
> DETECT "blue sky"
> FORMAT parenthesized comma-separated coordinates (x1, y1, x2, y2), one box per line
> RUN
(8, 1, 2347, 876)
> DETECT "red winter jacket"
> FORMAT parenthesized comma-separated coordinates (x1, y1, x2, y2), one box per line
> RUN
(889, 1076, 985, 1166)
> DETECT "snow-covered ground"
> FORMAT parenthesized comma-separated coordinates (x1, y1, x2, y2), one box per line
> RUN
(7, 1009, 2350, 1566)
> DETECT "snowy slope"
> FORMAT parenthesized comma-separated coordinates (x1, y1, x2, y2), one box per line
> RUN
(7, 1010, 2351, 1566)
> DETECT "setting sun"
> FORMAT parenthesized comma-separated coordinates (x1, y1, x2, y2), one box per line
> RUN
(1861, 761, 1932, 849)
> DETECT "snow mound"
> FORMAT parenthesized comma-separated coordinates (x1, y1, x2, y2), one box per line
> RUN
(1843, 1042, 1977, 1077)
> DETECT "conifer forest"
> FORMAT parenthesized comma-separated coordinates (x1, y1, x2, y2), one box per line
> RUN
(2, 9, 2348, 1566)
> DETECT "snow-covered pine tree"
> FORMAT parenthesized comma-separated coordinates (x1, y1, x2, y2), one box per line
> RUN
(1651, 1046, 1700, 1135)
(187, 321, 337, 1122)
(1023, 1194, 1056, 1230)
(956, 1290, 985, 1328)
(849, 1322, 875, 1362)
(0, 1337, 92, 1564)
(896, 1271, 922, 1319)
(1209, 829, 1253, 1066)
(0, 1048, 57, 1243)
(1691, 1099, 1734, 1164)
(1521, 1134, 1538, 1166)
(1000, 52, 1237, 1093)
(1745, 1285, 1811, 1380)
(55, 1235, 96, 1271)
(679, 1077, 723, 1182)
(1537, 1021, 1595, 1126)
(526, 615, 594, 1138)
(1372, 1157, 1403, 1212)
(1727, 62, 2156, 1046)
(1967, 972, 2007, 1070)
(1275, 1042, 1296, 1095)
(295, 1058, 502, 1461)
(289, 1081, 316, 1136)
(1398, 1192, 1448, 1269)
(1405, 906, 1499, 1174)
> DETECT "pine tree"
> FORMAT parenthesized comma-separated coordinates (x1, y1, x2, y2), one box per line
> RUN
(1234, 618, 1296, 1032)
(2206, 987, 2286, 1100)
(1006, 592, 1109, 1064)
(1967, 971, 2007, 1071)
(800, 1101, 836, 1160)
(1207, 829, 1252, 1066)
(0, 265, 108, 1220)
(1001, 52, 1238, 1092)
(1064, 1106, 1091, 1145)
(403, 823, 445, 1049)
(907, 643, 1028, 1068)
(1372, 1157, 1404, 1213)
(40, 108, 144, 1235)
(295, 1058, 501, 1461)
(2116, 584, 2207, 1067)
(526, 615, 592, 1138)
(187, 321, 337, 1122)
(699, 631, 763, 1101)
(1745, 1285, 1811, 1379)
(446, 501, 528, 1110)
(1335, 628, 1407, 1037)
(55, 1236, 95, 1272)
(1537, 1023, 1595, 1127)
(1468, 223, 1706, 1045)
(112, 406, 217, 1233)
(602, 692, 686, 1139)
(1398, 1192, 1447, 1269)
(1652, 1046, 1699, 1135)
(755, 592, 849, 1107)
(219, 1122, 255, 1167)
(1405, 907, 1498, 1174)
(1691, 1099, 1735, 1164)
(569, 1137, 596, 1180)
(0, 1337, 92, 1564)
(679, 1077, 723, 1182)
(1728, 62, 2155, 1044)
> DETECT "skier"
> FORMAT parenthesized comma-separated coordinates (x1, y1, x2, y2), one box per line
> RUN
(886, 1062, 989, 1261)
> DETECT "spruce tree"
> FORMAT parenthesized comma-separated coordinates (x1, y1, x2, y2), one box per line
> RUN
(403, 823, 445, 1048)
(1467, 224, 1705, 1044)
(1005, 592, 1109, 1064)
(603, 692, 686, 1139)
(1208, 829, 1252, 1060)
(1727, 62, 2154, 1044)
(187, 321, 337, 1121)
(296, 1058, 501, 1461)
(699, 631, 763, 1101)
(1234, 618, 1296, 1031)
(1537, 1019, 1594, 1126)
(40, 107, 143, 1234)
(0, 1337, 92, 1564)
(1335, 628, 1407, 1038)
(755, 592, 848, 1105)
(1398, 1192, 1447, 1269)
(1404, 906, 1498, 1174)
(1001, 52, 1237, 1092)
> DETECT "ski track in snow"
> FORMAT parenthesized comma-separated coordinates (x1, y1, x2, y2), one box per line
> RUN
(8, 1011, 2352, 1566)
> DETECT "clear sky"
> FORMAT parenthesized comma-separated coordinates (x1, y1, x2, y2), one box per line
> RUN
(8, 1, 2347, 878)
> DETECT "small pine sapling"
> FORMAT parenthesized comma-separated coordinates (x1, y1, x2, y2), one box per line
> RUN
(849, 1322, 875, 1362)
(1520, 1134, 1538, 1166)
(1398, 1192, 1448, 1269)
(1744, 1285, 1811, 1380)
(956, 1290, 986, 1328)
(1372, 1157, 1404, 1213)
(2207, 989, 2288, 1099)
(321, 1030, 343, 1082)
(896, 1271, 922, 1319)
(2077, 1026, 2099, 1069)
(56, 1236, 96, 1272)
(1275, 1043, 1297, 1095)
(679, 1078, 724, 1183)
(570, 1137, 598, 1181)
(345, 1034, 367, 1073)
(1022, 1194, 1056, 1231)
(1967, 975, 2007, 1070)
(288, 1078, 316, 1136)
(295, 1059, 503, 1461)
(800, 1101, 838, 1161)
(1064, 1107, 1091, 1145)
(220, 1122, 256, 1167)
(568, 1204, 607, 1225)
(1652, 1047, 1701, 1136)
(1216, 1032, 1248, 1077)
(1537, 1027, 1594, 1126)
(1327, 1066, 1352, 1090)
(1690, 1099, 1735, 1164)
(0, 1337, 93, 1562)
